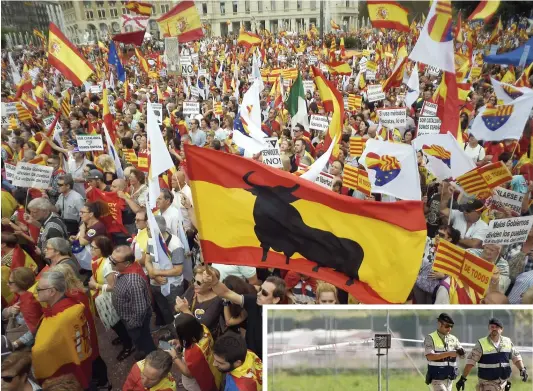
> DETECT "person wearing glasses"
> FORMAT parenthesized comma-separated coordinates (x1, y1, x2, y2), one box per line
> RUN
(189, 118, 207, 147)
(53, 174, 85, 236)
(1, 351, 41, 391)
(111, 245, 156, 361)
(32, 271, 94, 389)
(41, 237, 81, 280)
(131, 209, 150, 261)
(439, 182, 489, 249)
(424, 313, 465, 391)
(2, 267, 42, 352)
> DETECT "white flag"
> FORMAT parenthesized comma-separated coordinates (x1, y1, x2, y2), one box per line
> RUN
(490, 77, 533, 105)
(360, 140, 421, 201)
(103, 124, 124, 179)
(405, 63, 420, 108)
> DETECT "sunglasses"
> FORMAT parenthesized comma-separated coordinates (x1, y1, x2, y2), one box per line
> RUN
(194, 279, 203, 286)
(1, 375, 16, 383)
(260, 289, 269, 297)
(36, 287, 53, 292)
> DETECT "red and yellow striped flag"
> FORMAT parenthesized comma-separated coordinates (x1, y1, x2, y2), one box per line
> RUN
(433, 240, 495, 297)
(124, 0, 152, 16)
(327, 61, 352, 76)
(134, 48, 149, 73)
(61, 90, 71, 118)
(15, 102, 32, 122)
(456, 161, 512, 199)
(237, 31, 262, 48)
(467, 0, 500, 22)
(367, 1, 410, 32)
(348, 94, 362, 111)
(349, 137, 367, 157)
(330, 19, 341, 30)
(281, 68, 298, 80)
(343, 166, 371, 196)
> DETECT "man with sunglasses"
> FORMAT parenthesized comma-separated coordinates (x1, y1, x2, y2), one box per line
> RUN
(440, 182, 489, 249)
(424, 313, 465, 391)
(53, 174, 85, 236)
(456, 318, 528, 391)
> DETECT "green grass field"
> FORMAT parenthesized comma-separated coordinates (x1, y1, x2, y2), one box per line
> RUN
(267, 371, 532, 391)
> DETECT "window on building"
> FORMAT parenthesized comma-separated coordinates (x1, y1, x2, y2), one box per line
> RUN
(258, 0, 262, 12)
(161, 4, 169, 13)
(310, 0, 316, 10)
(109, 0, 117, 5)
(245, 0, 250, 13)
(83, 1, 92, 8)
(86, 10, 94, 20)
(110, 8, 118, 18)
(346, 0, 350, 7)
(232, 0, 238, 14)
(284, 0, 289, 10)
(220, 2, 225, 15)
(202, 2, 207, 15)
(97, 9, 106, 19)
(297, 0, 302, 10)
(122, 7, 127, 14)
(271, 1, 275, 11)
(96, 1, 104, 7)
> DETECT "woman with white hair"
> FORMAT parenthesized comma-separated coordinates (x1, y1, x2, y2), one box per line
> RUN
(26, 198, 68, 257)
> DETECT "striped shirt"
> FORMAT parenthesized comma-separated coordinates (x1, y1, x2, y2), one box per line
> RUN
(113, 272, 151, 329)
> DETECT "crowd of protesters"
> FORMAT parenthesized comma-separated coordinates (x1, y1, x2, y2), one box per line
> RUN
(1, 14, 533, 391)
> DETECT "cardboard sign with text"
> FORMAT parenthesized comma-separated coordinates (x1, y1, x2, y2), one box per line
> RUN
(76, 135, 104, 152)
(367, 84, 385, 103)
(309, 115, 330, 132)
(378, 108, 406, 129)
(303, 80, 315, 93)
(12, 162, 54, 189)
(421, 101, 438, 117)
(151, 103, 163, 125)
(416, 117, 442, 136)
(261, 138, 283, 169)
(492, 187, 524, 216)
(5, 163, 16, 181)
(315, 171, 335, 189)
(484, 216, 533, 245)
(183, 101, 200, 115)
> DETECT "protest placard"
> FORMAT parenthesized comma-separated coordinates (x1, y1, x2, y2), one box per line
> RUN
(367, 84, 385, 102)
(309, 115, 330, 132)
(427, 65, 440, 76)
(308, 55, 317, 65)
(180, 56, 194, 76)
(190, 86, 201, 99)
(159, 69, 167, 78)
(492, 187, 524, 215)
(165, 37, 179, 72)
(303, 80, 315, 93)
(90, 84, 102, 94)
(421, 101, 438, 117)
(107, 95, 116, 115)
(5, 163, 16, 181)
(198, 69, 207, 78)
(63, 80, 73, 88)
(12, 162, 53, 189)
(183, 101, 200, 115)
(261, 138, 282, 169)
(315, 171, 334, 189)
(2, 102, 18, 116)
(484, 216, 533, 245)
(365, 70, 376, 80)
(378, 108, 406, 128)
(191, 52, 199, 64)
(151, 103, 163, 124)
(416, 117, 442, 136)
(43, 115, 63, 138)
(366, 61, 377, 72)
(470, 67, 482, 80)
(76, 135, 104, 152)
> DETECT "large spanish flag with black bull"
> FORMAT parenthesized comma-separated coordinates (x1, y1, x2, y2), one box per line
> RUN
(185, 145, 427, 304)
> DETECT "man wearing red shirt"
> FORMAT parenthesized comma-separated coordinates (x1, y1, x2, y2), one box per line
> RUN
(484, 142, 504, 163)
(261, 109, 281, 136)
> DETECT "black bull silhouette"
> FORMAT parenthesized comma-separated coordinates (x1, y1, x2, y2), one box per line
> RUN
(243, 171, 364, 286)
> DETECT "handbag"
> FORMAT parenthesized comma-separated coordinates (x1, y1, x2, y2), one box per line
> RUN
(94, 293, 120, 330)
(6, 315, 29, 343)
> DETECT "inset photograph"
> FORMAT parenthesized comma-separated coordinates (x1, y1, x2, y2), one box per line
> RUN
(267, 309, 532, 391)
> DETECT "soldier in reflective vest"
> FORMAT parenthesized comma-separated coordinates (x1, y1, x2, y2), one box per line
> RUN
(456, 318, 528, 391)
(424, 313, 465, 391)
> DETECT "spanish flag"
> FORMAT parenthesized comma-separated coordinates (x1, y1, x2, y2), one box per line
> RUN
(227, 350, 262, 391)
(135, 48, 149, 73)
(327, 61, 352, 76)
(488, 17, 503, 44)
(311, 65, 344, 158)
(185, 145, 426, 303)
(183, 324, 222, 391)
(367, 1, 410, 32)
(238, 31, 262, 49)
(32, 298, 93, 388)
(467, 0, 500, 22)
(124, 0, 153, 16)
(157, 1, 204, 43)
(47, 23, 94, 86)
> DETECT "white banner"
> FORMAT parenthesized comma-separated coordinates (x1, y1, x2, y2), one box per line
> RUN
(309, 115, 330, 132)
(5, 163, 16, 181)
(493, 187, 524, 215)
(183, 101, 200, 115)
(421, 101, 438, 117)
(365, 70, 376, 80)
(261, 138, 283, 169)
(12, 162, 53, 189)
(484, 216, 533, 245)
(190, 86, 200, 99)
(367, 84, 385, 102)
(416, 116, 442, 136)
(76, 135, 104, 152)
(151, 103, 163, 125)
(378, 108, 406, 129)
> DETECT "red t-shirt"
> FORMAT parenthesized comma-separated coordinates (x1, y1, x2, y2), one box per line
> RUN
(484, 142, 504, 163)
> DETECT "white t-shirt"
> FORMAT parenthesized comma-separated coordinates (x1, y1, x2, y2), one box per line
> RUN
(464, 144, 485, 164)
(161, 205, 181, 237)
(449, 209, 489, 241)
(211, 264, 257, 283)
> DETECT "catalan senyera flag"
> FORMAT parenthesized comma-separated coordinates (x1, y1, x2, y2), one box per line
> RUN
(367, 1, 410, 32)
(238, 31, 262, 48)
(183, 324, 222, 391)
(456, 161, 512, 199)
(185, 144, 426, 303)
(134, 48, 149, 73)
(47, 23, 95, 86)
(311, 66, 344, 158)
(124, 0, 153, 16)
(343, 166, 371, 196)
(157, 1, 204, 43)
(349, 137, 367, 157)
(468, 0, 500, 22)
(15, 102, 32, 122)
(515, 62, 532, 88)
(433, 240, 495, 298)
(348, 94, 362, 111)
(327, 61, 352, 76)
(32, 298, 93, 388)
(61, 90, 71, 118)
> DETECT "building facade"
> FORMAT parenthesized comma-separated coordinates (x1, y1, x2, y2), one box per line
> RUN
(59, 0, 359, 43)
(1, 0, 65, 48)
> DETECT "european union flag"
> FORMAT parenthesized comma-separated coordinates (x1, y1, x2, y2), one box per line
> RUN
(108, 42, 126, 82)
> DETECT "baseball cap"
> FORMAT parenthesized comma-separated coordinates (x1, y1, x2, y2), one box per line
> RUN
(489, 318, 503, 328)
(437, 313, 454, 325)
(87, 169, 103, 180)
(460, 199, 485, 213)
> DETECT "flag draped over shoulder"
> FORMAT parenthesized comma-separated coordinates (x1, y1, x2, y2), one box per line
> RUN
(123, 359, 176, 391)
(367, 1, 410, 32)
(47, 23, 94, 86)
(183, 325, 222, 391)
(227, 350, 263, 391)
(185, 145, 426, 304)
(157, 1, 204, 42)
